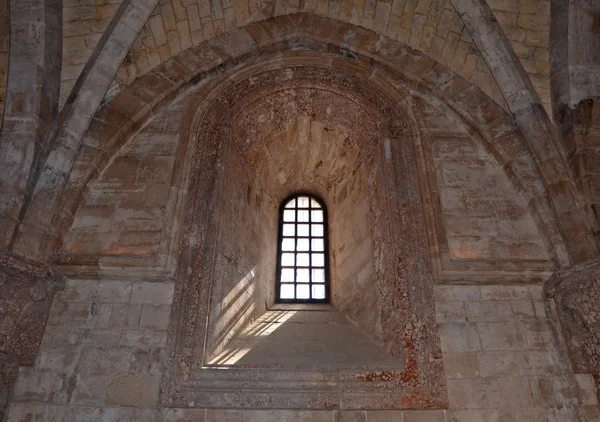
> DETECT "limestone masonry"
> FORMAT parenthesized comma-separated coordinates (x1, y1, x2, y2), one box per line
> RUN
(0, 1, 599, 421)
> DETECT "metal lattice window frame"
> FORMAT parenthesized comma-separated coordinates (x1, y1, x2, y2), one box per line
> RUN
(275, 193, 330, 303)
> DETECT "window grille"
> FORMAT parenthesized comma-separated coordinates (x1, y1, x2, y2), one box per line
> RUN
(276, 194, 330, 302)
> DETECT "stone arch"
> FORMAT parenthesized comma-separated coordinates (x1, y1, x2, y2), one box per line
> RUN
(162, 51, 446, 409)
(48, 15, 567, 277)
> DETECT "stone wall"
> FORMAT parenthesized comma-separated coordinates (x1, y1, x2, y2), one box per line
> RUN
(0, 254, 63, 421)
(61, 0, 124, 107)
(6, 281, 599, 420)
(488, 0, 551, 113)
(7, 277, 173, 420)
(0, 0, 7, 128)
(107, 0, 506, 109)
(436, 284, 599, 420)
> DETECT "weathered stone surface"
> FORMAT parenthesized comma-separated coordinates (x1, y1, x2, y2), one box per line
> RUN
(546, 258, 600, 404)
(0, 252, 63, 419)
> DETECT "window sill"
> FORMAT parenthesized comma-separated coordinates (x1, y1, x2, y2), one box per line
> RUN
(269, 303, 335, 311)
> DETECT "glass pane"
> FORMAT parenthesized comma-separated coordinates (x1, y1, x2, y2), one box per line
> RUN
(296, 268, 309, 283)
(312, 269, 325, 283)
(297, 238, 309, 251)
(312, 224, 323, 237)
(312, 285, 325, 299)
(311, 238, 324, 251)
(311, 199, 320, 208)
(283, 210, 295, 222)
(282, 224, 295, 236)
(281, 268, 294, 282)
(311, 210, 323, 222)
(280, 284, 295, 299)
(285, 199, 295, 208)
(297, 284, 310, 299)
(296, 253, 309, 267)
(281, 253, 294, 266)
(281, 238, 295, 251)
(297, 209, 309, 222)
(297, 197, 309, 208)
(297, 224, 309, 236)
(312, 253, 324, 267)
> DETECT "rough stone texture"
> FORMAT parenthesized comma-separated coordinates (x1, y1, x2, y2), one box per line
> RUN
(488, 0, 552, 114)
(451, 0, 599, 264)
(6, 278, 171, 417)
(0, 0, 62, 251)
(0, 0, 8, 128)
(437, 284, 600, 421)
(12, 0, 160, 262)
(546, 258, 600, 404)
(5, 281, 600, 419)
(49, 16, 565, 284)
(60, 0, 125, 108)
(0, 252, 64, 420)
(108, 0, 507, 110)
(163, 58, 446, 409)
(551, 0, 600, 249)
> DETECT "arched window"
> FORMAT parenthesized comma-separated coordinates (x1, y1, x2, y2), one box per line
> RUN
(276, 194, 330, 303)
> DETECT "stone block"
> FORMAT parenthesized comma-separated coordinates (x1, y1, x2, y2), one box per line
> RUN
(67, 374, 108, 405)
(205, 409, 334, 421)
(480, 285, 531, 300)
(105, 375, 160, 408)
(443, 352, 479, 379)
(7, 403, 76, 422)
(130, 282, 174, 305)
(575, 374, 598, 406)
(403, 410, 446, 421)
(121, 329, 168, 347)
(12, 368, 64, 403)
(97, 280, 133, 303)
(109, 303, 142, 328)
(162, 408, 207, 421)
(61, 278, 98, 301)
(477, 322, 528, 350)
(435, 301, 466, 322)
(510, 299, 536, 319)
(334, 410, 366, 421)
(140, 304, 171, 330)
(476, 351, 518, 378)
(438, 322, 481, 352)
(447, 409, 500, 422)
(130, 347, 165, 376)
(47, 300, 93, 327)
(366, 410, 407, 421)
(77, 348, 131, 375)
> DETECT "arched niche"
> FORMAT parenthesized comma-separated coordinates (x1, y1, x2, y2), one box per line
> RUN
(163, 53, 447, 408)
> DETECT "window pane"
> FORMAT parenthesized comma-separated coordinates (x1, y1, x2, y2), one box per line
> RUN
(280, 284, 295, 299)
(282, 224, 295, 236)
(312, 224, 323, 237)
(311, 238, 324, 251)
(281, 238, 295, 251)
(283, 210, 295, 222)
(297, 284, 310, 299)
(285, 199, 295, 208)
(312, 285, 325, 299)
(296, 253, 309, 267)
(311, 210, 323, 222)
(297, 238, 309, 251)
(312, 269, 325, 283)
(296, 268, 309, 283)
(311, 199, 320, 208)
(297, 224, 309, 236)
(281, 253, 294, 266)
(281, 268, 294, 282)
(312, 253, 324, 267)
(297, 209, 309, 222)
(297, 197, 309, 208)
